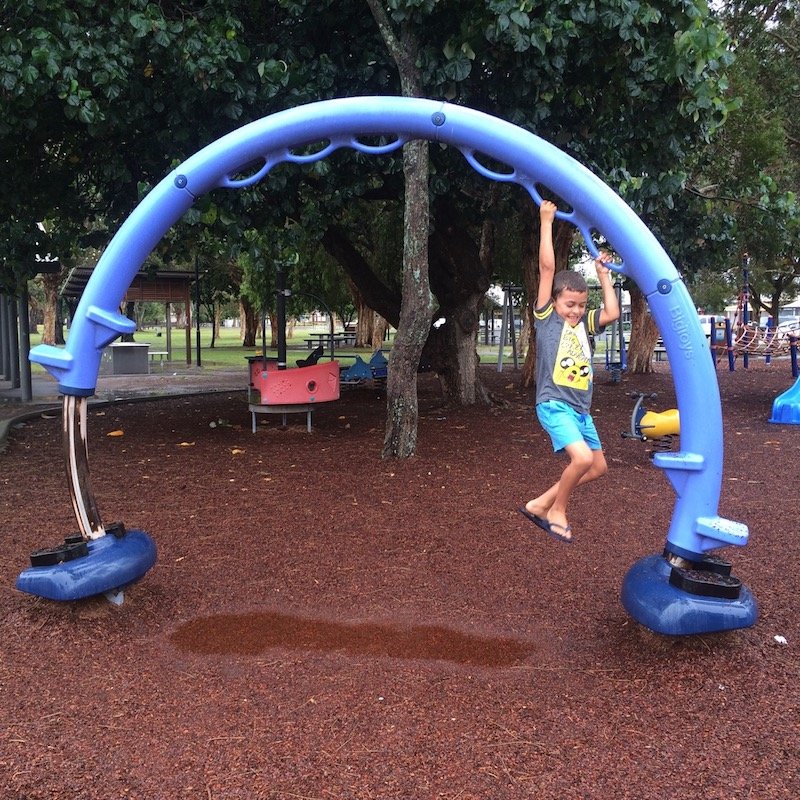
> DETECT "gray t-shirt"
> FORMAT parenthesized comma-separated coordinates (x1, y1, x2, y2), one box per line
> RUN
(534, 301, 604, 414)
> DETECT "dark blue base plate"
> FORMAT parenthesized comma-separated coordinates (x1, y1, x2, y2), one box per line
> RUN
(621, 554, 758, 635)
(16, 530, 157, 601)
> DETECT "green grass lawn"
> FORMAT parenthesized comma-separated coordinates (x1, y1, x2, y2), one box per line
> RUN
(28, 325, 324, 372)
(26, 324, 610, 374)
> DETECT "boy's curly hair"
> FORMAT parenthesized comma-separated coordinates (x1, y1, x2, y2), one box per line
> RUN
(553, 270, 588, 298)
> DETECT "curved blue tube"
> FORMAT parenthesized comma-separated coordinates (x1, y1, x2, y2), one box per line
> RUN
(29, 97, 748, 566)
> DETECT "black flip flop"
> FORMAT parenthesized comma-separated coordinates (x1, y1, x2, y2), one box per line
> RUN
(545, 521, 573, 544)
(517, 507, 573, 544)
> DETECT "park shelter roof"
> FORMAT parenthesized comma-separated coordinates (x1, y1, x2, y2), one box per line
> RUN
(61, 267, 194, 304)
(60, 266, 196, 366)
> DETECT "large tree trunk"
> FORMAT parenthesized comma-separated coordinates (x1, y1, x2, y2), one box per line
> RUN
(269, 315, 278, 349)
(366, 1, 434, 458)
(627, 283, 660, 373)
(370, 311, 388, 351)
(345, 276, 382, 349)
(121, 300, 136, 342)
(40, 272, 62, 345)
(174, 305, 186, 328)
(520, 200, 575, 388)
(239, 296, 258, 347)
(383, 138, 435, 458)
(354, 297, 371, 347)
(421, 200, 492, 405)
(424, 296, 489, 404)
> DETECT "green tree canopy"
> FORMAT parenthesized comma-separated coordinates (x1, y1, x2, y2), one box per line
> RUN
(685, 1, 799, 320)
(2, 0, 745, 397)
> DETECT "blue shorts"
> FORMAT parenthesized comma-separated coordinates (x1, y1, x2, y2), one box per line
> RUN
(536, 400, 602, 453)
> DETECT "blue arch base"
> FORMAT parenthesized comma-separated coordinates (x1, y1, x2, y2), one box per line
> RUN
(621, 555, 757, 635)
(16, 530, 156, 602)
(769, 376, 800, 424)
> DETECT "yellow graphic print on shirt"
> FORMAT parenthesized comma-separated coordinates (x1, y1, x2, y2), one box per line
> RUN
(552, 321, 592, 391)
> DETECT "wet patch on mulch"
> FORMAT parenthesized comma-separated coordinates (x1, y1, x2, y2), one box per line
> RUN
(172, 610, 537, 666)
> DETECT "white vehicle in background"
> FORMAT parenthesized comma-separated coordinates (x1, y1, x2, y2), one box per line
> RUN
(697, 315, 714, 337)
(775, 319, 800, 336)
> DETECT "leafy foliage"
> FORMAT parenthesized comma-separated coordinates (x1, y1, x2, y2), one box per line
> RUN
(2, 0, 745, 339)
(686, 1, 800, 315)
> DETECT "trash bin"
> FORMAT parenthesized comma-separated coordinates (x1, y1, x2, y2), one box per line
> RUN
(108, 343, 150, 375)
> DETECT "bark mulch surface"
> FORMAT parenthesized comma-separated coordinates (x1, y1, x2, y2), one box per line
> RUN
(1, 364, 798, 799)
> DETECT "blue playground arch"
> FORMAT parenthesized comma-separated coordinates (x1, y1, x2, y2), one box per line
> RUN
(23, 97, 756, 634)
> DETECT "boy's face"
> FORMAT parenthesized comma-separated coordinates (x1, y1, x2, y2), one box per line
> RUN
(553, 288, 588, 327)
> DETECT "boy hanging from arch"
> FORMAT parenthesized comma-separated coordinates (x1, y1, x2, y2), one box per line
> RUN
(519, 200, 620, 542)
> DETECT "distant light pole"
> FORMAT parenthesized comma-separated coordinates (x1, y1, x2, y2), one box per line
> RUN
(194, 255, 202, 368)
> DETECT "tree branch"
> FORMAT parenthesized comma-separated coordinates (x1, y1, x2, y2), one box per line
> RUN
(767, 28, 799, 54)
(321, 226, 401, 326)
(685, 184, 771, 212)
(364, 0, 423, 96)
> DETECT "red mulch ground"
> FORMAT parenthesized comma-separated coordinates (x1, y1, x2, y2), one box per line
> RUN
(1, 364, 798, 799)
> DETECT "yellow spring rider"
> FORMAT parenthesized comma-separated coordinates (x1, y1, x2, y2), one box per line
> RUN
(623, 392, 680, 450)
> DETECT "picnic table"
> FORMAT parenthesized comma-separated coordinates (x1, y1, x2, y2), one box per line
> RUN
(148, 350, 169, 369)
(304, 331, 357, 350)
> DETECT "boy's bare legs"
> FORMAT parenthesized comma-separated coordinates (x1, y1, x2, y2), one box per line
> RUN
(524, 445, 608, 538)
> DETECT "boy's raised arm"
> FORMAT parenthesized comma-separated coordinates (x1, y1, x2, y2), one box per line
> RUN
(536, 200, 557, 310)
(595, 253, 620, 327)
